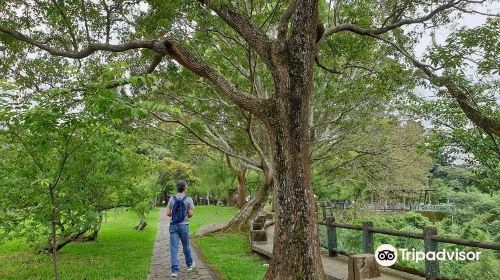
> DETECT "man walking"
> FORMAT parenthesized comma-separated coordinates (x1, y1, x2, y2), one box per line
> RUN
(166, 180, 195, 277)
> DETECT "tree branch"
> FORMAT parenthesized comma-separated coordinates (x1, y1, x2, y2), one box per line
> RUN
(162, 39, 268, 119)
(245, 114, 268, 163)
(371, 34, 500, 137)
(322, 0, 461, 39)
(0, 26, 267, 118)
(8, 127, 44, 172)
(150, 112, 263, 170)
(314, 55, 341, 74)
(50, 0, 79, 51)
(197, 0, 273, 68)
(277, 1, 297, 42)
(0, 27, 158, 58)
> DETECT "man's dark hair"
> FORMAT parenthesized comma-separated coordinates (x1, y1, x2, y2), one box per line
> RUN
(176, 180, 187, 193)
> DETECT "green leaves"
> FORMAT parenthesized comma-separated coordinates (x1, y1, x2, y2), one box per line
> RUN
(428, 18, 500, 75)
(0, 80, 160, 248)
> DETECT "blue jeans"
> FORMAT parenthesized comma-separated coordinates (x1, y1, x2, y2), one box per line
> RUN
(169, 223, 193, 273)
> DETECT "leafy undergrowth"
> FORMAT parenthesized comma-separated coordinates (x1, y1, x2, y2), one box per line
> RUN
(0, 208, 160, 280)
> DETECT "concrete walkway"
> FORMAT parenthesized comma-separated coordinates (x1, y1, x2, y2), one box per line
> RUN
(146, 208, 216, 280)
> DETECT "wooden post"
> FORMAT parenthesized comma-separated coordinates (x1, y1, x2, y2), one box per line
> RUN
(326, 216, 338, 257)
(328, 203, 334, 218)
(362, 221, 374, 254)
(347, 254, 381, 280)
(424, 226, 439, 280)
(322, 202, 327, 221)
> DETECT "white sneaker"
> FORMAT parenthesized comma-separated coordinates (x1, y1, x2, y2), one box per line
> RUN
(171, 272, 178, 277)
(187, 262, 196, 271)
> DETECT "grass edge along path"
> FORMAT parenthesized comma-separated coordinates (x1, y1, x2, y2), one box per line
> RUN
(190, 205, 268, 280)
(0, 208, 160, 280)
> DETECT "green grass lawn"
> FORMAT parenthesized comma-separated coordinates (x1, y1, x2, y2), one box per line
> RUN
(191, 205, 268, 280)
(196, 233, 268, 280)
(0, 208, 160, 280)
(0, 205, 268, 280)
(189, 205, 239, 234)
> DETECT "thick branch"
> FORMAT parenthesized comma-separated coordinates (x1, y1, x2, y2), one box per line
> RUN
(277, 1, 297, 42)
(162, 39, 268, 119)
(444, 81, 500, 137)
(0, 26, 266, 118)
(197, 1, 273, 67)
(0, 27, 158, 58)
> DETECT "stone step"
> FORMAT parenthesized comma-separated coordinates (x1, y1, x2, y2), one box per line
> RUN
(249, 229, 267, 241)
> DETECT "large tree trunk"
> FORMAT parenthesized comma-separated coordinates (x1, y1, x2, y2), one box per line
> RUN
(264, 103, 324, 279)
(222, 165, 273, 232)
(263, 1, 325, 279)
(236, 166, 247, 208)
(227, 188, 237, 206)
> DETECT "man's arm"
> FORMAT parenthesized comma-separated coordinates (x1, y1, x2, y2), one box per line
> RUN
(166, 198, 172, 217)
(188, 198, 195, 218)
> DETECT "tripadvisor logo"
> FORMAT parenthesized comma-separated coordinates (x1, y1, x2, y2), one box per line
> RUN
(375, 244, 481, 267)
(375, 244, 398, 266)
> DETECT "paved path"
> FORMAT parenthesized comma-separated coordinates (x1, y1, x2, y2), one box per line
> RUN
(146, 208, 216, 280)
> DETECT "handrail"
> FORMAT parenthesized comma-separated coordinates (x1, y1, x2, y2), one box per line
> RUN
(318, 220, 500, 251)
(320, 201, 455, 212)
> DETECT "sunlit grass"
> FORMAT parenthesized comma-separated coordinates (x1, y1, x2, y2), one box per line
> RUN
(197, 233, 268, 280)
(189, 205, 238, 234)
(0, 205, 270, 280)
(0, 208, 160, 280)
(191, 205, 268, 280)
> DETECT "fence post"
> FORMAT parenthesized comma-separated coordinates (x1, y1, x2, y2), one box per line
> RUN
(362, 221, 374, 254)
(326, 216, 338, 257)
(327, 201, 334, 218)
(321, 202, 327, 220)
(424, 226, 439, 280)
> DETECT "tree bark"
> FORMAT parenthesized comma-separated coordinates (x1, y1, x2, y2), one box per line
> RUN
(263, 101, 324, 279)
(42, 227, 89, 253)
(227, 188, 237, 206)
(262, 1, 325, 278)
(48, 186, 60, 280)
(236, 166, 247, 208)
(222, 165, 273, 232)
(135, 213, 147, 230)
(263, 109, 324, 279)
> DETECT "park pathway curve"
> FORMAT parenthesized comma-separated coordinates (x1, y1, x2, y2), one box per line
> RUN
(146, 208, 216, 280)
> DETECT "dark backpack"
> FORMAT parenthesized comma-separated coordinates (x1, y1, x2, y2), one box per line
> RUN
(171, 196, 188, 224)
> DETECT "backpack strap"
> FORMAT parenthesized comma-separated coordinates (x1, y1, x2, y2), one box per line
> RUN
(181, 196, 188, 202)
